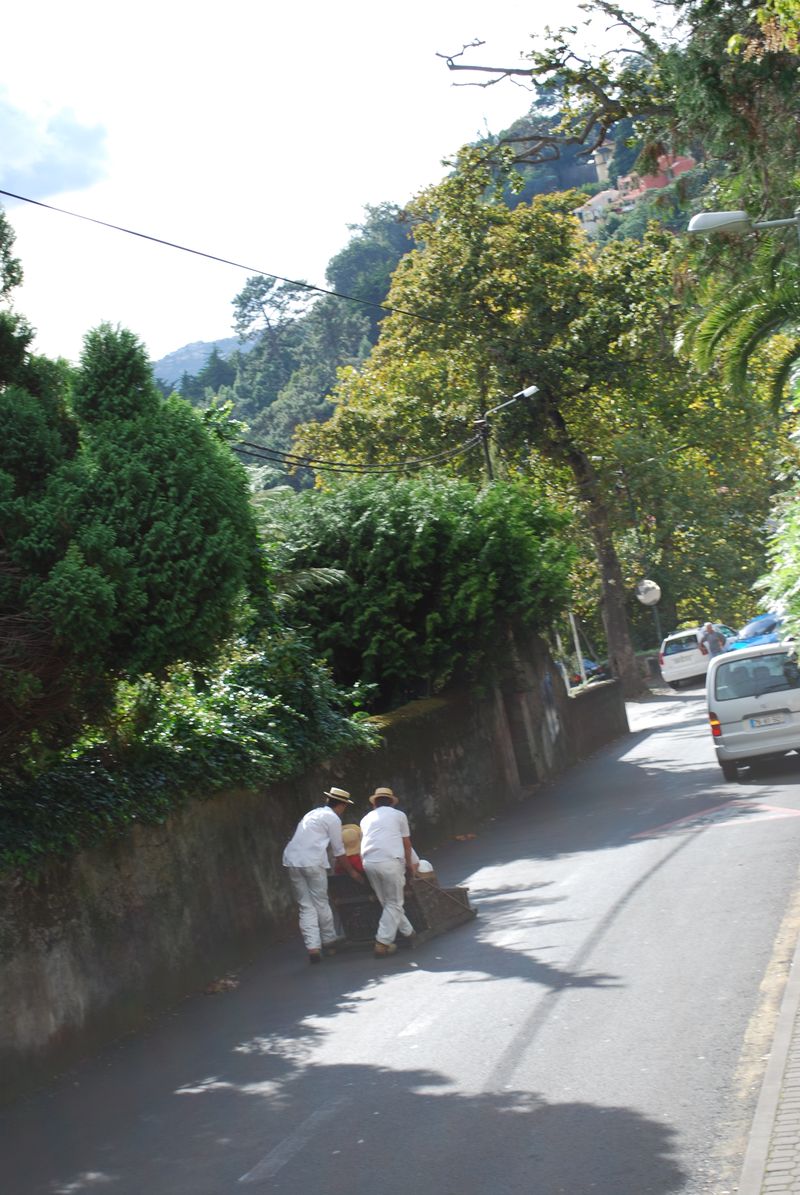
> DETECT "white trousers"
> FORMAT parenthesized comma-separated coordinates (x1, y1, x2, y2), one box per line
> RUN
(364, 858, 414, 945)
(286, 866, 337, 952)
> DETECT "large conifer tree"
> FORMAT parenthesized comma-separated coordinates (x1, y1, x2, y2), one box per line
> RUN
(1, 312, 262, 758)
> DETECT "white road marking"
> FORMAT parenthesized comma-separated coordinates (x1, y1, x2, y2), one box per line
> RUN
(238, 1095, 350, 1184)
(398, 1014, 436, 1037)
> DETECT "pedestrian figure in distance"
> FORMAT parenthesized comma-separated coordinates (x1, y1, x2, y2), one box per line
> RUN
(283, 786, 364, 964)
(699, 622, 725, 657)
(360, 786, 418, 957)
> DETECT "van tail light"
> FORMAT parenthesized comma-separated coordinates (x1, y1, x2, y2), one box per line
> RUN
(709, 712, 722, 738)
(658, 651, 664, 666)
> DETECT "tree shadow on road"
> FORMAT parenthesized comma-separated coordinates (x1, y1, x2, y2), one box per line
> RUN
(2, 1047, 690, 1195)
(0, 867, 641, 1195)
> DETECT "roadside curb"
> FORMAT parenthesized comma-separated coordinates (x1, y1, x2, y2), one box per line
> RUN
(739, 924, 800, 1193)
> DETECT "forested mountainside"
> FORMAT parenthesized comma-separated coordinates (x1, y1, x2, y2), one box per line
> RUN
(149, 202, 413, 484)
(151, 337, 244, 387)
(153, 105, 669, 485)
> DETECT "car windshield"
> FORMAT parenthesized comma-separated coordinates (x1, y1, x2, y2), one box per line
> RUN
(713, 652, 800, 701)
(664, 636, 698, 656)
(737, 615, 780, 639)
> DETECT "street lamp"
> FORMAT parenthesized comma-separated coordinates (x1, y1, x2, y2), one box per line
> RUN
(636, 579, 663, 647)
(474, 385, 539, 481)
(688, 207, 800, 242)
(483, 385, 539, 418)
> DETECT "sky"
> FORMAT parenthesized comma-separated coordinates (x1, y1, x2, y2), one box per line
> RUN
(2, 0, 627, 365)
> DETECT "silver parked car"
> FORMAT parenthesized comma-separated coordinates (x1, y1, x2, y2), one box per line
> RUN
(706, 642, 800, 780)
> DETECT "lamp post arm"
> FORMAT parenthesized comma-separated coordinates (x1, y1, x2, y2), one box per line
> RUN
(483, 396, 520, 418)
(483, 386, 538, 419)
(754, 209, 800, 246)
(476, 385, 539, 482)
(752, 214, 800, 232)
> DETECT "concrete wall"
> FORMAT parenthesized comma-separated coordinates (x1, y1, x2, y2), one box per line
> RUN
(0, 643, 628, 1101)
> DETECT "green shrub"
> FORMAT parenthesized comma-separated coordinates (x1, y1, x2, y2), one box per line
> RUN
(0, 627, 378, 875)
(272, 475, 574, 708)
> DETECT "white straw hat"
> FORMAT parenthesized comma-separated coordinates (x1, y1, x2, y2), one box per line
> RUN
(368, 786, 398, 806)
(324, 787, 354, 804)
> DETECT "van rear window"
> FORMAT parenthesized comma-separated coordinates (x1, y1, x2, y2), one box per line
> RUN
(664, 638, 698, 656)
(713, 653, 800, 701)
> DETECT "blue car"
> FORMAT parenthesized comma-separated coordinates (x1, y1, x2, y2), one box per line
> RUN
(724, 613, 784, 652)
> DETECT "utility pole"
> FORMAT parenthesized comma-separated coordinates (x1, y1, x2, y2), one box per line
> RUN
(473, 417, 494, 481)
(615, 470, 663, 649)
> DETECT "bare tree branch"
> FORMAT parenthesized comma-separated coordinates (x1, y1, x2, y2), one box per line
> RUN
(442, 59, 534, 78)
(590, 0, 662, 57)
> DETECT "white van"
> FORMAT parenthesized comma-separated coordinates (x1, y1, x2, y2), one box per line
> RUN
(705, 643, 800, 780)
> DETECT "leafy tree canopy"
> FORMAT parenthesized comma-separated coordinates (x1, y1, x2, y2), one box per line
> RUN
(172, 206, 414, 487)
(760, 467, 800, 644)
(325, 202, 415, 340)
(0, 207, 22, 301)
(295, 156, 790, 676)
(297, 159, 689, 692)
(178, 347, 236, 405)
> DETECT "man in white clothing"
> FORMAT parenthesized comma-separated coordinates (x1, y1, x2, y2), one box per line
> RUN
(283, 786, 363, 963)
(360, 786, 417, 957)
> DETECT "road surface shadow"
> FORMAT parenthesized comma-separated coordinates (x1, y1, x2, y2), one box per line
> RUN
(0, 1047, 690, 1195)
(732, 753, 800, 785)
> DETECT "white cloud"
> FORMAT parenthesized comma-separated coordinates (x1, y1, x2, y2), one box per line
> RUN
(0, 94, 107, 197)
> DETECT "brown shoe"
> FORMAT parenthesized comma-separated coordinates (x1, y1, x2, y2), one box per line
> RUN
(374, 942, 397, 957)
(323, 936, 346, 956)
(308, 950, 322, 964)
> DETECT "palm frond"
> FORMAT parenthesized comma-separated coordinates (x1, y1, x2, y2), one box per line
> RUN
(277, 567, 347, 601)
(722, 293, 800, 392)
(694, 274, 800, 391)
(693, 282, 766, 369)
(767, 337, 800, 412)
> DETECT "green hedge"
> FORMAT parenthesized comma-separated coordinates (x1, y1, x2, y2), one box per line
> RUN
(271, 475, 574, 709)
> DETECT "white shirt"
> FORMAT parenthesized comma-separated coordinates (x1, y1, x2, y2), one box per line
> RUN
(282, 806, 346, 869)
(360, 806, 410, 864)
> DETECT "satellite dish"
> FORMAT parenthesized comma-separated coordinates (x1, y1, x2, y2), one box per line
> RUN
(636, 579, 661, 606)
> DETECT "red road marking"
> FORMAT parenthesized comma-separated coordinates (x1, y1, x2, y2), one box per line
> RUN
(631, 800, 800, 839)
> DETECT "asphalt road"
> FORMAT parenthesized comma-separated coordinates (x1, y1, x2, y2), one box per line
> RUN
(5, 686, 800, 1195)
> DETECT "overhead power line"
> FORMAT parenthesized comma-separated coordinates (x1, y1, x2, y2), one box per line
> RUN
(0, 188, 441, 326)
(233, 385, 538, 478)
(239, 436, 482, 470)
(233, 434, 484, 475)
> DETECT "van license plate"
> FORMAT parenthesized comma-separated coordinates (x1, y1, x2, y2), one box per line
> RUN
(750, 714, 784, 728)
